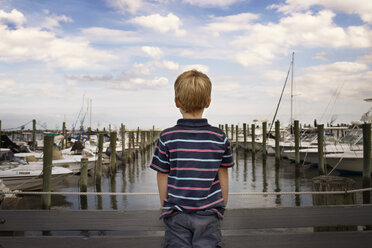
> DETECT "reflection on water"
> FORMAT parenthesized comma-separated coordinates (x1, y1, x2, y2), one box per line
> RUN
(2, 147, 363, 210)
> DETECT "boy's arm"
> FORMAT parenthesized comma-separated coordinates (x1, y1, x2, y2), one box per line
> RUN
(218, 167, 229, 206)
(157, 172, 168, 207)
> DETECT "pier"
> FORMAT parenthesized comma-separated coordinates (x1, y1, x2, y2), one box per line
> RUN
(1, 119, 372, 247)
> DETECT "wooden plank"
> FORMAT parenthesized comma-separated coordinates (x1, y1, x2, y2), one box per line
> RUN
(1, 232, 372, 248)
(1, 205, 372, 231)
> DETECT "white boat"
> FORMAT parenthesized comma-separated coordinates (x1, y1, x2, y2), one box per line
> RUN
(325, 150, 369, 174)
(0, 163, 73, 190)
(14, 152, 97, 174)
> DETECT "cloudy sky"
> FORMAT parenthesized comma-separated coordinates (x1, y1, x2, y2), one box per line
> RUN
(1, 0, 371, 130)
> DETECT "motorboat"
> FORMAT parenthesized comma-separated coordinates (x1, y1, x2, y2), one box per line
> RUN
(325, 150, 368, 174)
(0, 162, 73, 191)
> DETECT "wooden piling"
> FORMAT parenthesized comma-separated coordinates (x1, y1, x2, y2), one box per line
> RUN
(110, 131, 117, 172)
(317, 124, 325, 175)
(80, 157, 88, 192)
(121, 124, 126, 162)
(235, 125, 238, 149)
(363, 123, 371, 204)
(32, 119, 36, 151)
(87, 127, 91, 141)
(231, 124, 234, 140)
(136, 127, 140, 147)
(251, 124, 256, 153)
(225, 124, 228, 139)
(128, 131, 132, 160)
(42, 135, 54, 210)
(62, 122, 66, 150)
(294, 120, 300, 165)
(96, 133, 104, 183)
(275, 120, 280, 162)
(262, 122, 267, 156)
(243, 123, 247, 150)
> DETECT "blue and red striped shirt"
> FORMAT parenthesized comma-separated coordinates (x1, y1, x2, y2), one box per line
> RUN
(150, 118, 234, 218)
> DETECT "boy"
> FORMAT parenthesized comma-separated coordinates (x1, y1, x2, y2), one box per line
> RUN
(150, 70, 234, 248)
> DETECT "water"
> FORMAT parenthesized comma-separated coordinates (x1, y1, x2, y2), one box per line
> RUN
(2, 148, 363, 210)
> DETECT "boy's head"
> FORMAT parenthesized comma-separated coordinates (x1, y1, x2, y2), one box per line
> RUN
(174, 70, 212, 114)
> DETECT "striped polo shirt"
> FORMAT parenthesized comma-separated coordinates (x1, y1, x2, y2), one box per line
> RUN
(150, 118, 234, 218)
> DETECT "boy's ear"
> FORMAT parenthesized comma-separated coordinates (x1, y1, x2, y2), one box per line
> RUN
(205, 98, 211, 109)
(175, 98, 181, 108)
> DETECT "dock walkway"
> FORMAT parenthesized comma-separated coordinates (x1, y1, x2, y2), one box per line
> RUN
(1, 204, 372, 247)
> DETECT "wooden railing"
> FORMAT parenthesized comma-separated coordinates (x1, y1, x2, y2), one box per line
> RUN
(1, 205, 372, 248)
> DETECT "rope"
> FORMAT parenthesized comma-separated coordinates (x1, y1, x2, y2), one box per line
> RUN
(2, 188, 372, 196)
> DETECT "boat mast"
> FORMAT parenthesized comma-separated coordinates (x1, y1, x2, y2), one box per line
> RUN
(290, 52, 294, 129)
(90, 99, 92, 129)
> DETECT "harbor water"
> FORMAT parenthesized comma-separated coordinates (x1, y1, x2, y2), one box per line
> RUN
(1, 148, 363, 210)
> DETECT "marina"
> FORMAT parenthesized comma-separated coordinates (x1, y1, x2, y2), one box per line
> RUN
(0, 118, 371, 248)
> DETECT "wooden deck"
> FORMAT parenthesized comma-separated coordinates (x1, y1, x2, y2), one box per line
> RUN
(1, 205, 372, 247)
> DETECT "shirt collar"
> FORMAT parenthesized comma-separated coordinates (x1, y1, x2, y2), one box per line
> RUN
(176, 118, 210, 127)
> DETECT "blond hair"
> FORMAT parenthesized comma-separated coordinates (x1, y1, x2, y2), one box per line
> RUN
(174, 70, 212, 113)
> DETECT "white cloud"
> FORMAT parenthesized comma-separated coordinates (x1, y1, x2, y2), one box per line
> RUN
(161, 60, 179, 70)
(65, 72, 169, 91)
(40, 14, 73, 30)
(130, 13, 186, 36)
(0, 9, 26, 27)
(106, 0, 144, 14)
(64, 59, 179, 91)
(0, 9, 116, 69)
(181, 64, 209, 73)
(0, 78, 16, 89)
(294, 61, 370, 101)
(82, 27, 140, 43)
(269, 0, 372, 24)
(205, 13, 259, 35)
(357, 53, 372, 64)
(182, 0, 240, 8)
(230, 10, 372, 67)
(142, 46, 163, 59)
(313, 51, 329, 61)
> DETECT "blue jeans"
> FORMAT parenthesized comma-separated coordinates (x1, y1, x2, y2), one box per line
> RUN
(162, 211, 223, 248)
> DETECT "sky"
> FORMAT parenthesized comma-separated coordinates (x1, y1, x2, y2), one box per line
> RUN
(0, 0, 371, 131)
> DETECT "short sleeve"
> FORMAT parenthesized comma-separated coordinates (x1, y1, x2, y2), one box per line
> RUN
(220, 138, 234, 168)
(150, 137, 170, 173)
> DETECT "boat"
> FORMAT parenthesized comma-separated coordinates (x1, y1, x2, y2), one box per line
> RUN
(0, 163, 73, 191)
(325, 150, 368, 174)
(14, 151, 97, 174)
